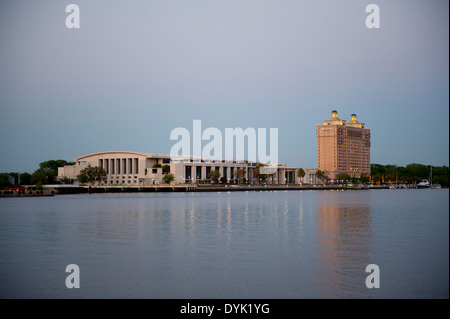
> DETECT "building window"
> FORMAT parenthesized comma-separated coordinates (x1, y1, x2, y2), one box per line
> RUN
(196, 166, 202, 180)
(206, 166, 211, 180)
(134, 158, 139, 174)
(185, 166, 191, 181)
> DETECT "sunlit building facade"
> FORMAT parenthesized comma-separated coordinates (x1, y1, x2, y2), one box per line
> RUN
(317, 110, 371, 179)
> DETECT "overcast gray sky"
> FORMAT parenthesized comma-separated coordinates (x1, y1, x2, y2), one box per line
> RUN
(0, 0, 448, 173)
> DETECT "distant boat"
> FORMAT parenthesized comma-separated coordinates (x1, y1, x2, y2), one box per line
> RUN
(429, 166, 441, 189)
(417, 166, 437, 189)
(417, 180, 431, 189)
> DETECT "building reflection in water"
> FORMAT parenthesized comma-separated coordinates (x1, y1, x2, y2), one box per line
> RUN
(316, 191, 372, 298)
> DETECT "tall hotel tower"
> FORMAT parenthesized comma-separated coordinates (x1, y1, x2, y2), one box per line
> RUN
(317, 110, 371, 179)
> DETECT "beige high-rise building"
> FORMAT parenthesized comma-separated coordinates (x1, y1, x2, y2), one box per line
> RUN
(317, 110, 370, 179)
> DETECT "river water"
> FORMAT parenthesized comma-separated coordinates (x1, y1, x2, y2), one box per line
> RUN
(0, 189, 448, 298)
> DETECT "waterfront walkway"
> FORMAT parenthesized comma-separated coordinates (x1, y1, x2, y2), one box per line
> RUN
(48, 184, 391, 194)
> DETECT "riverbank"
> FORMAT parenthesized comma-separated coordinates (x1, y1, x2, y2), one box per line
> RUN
(39, 184, 393, 194)
(2, 184, 442, 196)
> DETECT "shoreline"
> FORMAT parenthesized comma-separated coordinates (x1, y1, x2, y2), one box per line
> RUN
(48, 184, 390, 194)
(2, 184, 444, 196)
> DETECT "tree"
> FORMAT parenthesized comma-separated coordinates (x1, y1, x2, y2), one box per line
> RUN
(220, 176, 227, 184)
(316, 170, 325, 184)
(368, 163, 448, 186)
(237, 169, 246, 184)
(209, 170, 220, 184)
(254, 163, 267, 184)
(31, 171, 48, 185)
(77, 172, 88, 184)
(335, 173, 351, 184)
(20, 172, 31, 185)
(31, 159, 74, 185)
(162, 165, 170, 174)
(0, 174, 12, 189)
(163, 173, 175, 184)
(6, 172, 31, 186)
(297, 168, 305, 184)
(360, 173, 370, 184)
(77, 164, 107, 185)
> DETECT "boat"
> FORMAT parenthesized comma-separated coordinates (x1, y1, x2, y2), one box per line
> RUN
(429, 166, 441, 189)
(417, 180, 431, 189)
(0, 188, 55, 197)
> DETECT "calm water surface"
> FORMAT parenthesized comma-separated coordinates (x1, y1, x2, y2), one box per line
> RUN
(0, 189, 448, 298)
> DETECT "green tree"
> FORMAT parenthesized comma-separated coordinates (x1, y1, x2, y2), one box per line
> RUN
(31, 171, 48, 185)
(19, 172, 32, 185)
(77, 164, 107, 185)
(31, 159, 74, 185)
(370, 163, 448, 186)
(360, 173, 370, 184)
(237, 169, 246, 184)
(297, 168, 305, 183)
(335, 173, 351, 184)
(163, 173, 175, 184)
(209, 170, 220, 184)
(162, 165, 170, 174)
(220, 176, 227, 184)
(77, 172, 89, 184)
(316, 170, 325, 183)
(5, 172, 32, 185)
(0, 174, 13, 189)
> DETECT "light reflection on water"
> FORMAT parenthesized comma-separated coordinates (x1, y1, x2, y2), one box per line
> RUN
(0, 189, 448, 298)
(315, 191, 372, 298)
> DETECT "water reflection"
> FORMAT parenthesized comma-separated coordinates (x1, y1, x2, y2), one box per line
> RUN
(316, 191, 372, 298)
(1, 191, 446, 298)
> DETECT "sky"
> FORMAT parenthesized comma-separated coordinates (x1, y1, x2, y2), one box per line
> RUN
(0, 0, 448, 173)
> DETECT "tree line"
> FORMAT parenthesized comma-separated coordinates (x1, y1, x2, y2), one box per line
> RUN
(0, 160, 74, 189)
(370, 163, 448, 186)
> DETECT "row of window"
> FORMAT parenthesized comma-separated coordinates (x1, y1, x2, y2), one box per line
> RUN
(184, 166, 246, 180)
(99, 158, 139, 175)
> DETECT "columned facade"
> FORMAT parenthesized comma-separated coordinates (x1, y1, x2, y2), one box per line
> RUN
(58, 151, 322, 186)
